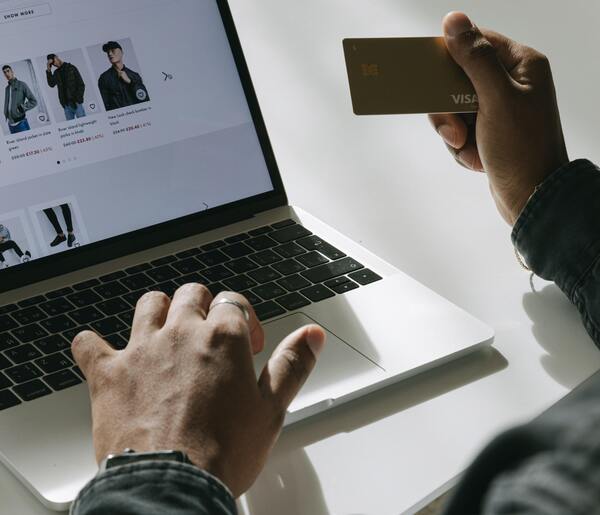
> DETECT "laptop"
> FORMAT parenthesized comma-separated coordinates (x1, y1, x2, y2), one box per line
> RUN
(0, 0, 494, 510)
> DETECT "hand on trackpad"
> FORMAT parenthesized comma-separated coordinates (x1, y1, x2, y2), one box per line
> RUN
(256, 313, 383, 413)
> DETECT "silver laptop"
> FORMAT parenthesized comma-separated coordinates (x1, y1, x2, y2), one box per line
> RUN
(0, 0, 493, 510)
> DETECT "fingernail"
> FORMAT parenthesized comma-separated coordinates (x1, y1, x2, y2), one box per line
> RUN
(437, 124, 457, 147)
(444, 12, 474, 38)
(306, 326, 325, 358)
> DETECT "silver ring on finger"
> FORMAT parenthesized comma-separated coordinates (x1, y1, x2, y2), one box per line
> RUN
(210, 298, 250, 322)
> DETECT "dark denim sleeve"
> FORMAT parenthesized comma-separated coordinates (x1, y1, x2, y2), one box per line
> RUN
(71, 461, 237, 515)
(443, 159, 600, 514)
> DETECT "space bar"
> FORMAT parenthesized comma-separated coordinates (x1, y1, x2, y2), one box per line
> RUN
(301, 257, 364, 283)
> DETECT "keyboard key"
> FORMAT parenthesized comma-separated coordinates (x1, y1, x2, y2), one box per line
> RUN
(224, 233, 250, 244)
(94, 281, 128, 299)
(172, 258, 204, 275)
(146, 266, 179, 283)
(44, 369, 82, 391)
(33, 335, 71, 355)
(324, 276, 351, 289)
(240, 291, 262, 306)
(274, 242, 306, 258)
(247, 267, 282, 284)
(0, 315, 18, 332)
(35, 353, 72, 374)
(207, 283, 228, 297)
(271, 224, 311, 243)
(154, 281, 179, 297)
(276, 293, 311, 311)
(14, 379, 52, 401)
(99, 271, 127, 283)
(332, 281, 359, 294)
(12, 307, 47, 325)
(203, 265, 234, 283)
(250, 250, 282, 266)
(151, 255, 177, 267)
(223, 275, 257, 292)
(125, 263, 152, 275)
(12, 323, 48, 343)
(297, 236, 346, 260)
(277, 274, 311, 291)
(5, 363, 43, 384)
(62, 326, 91, 343)
(105, 333, 128, 350)
(118, 310, 135, 326)
(0, 304, 18, 315)
(175, 248, 201, 259)
(5, 344, 42, 364)
(300, 285, 336, 302)
(246, 235, 278, 251)
(121, 273, 155, 291)
(91, 317, 127, 336)
(0, 354, 12, 370)
(348, 269, 383, 286)
(40, 315, 76, 334)
(0, 334, 19, 352)
(272, 259, 306, 276)
(222, 242, 254, 259)
(301, 257, 364, 284)
(73, 279, 101, 291)
(197, 250, 229, 267)
(0, 371, 11, 390)
(271, 219, 296, 229)
(97, 298, 130, 317)
(67, 290, 102, 308)
(70, 306, 105, 325)
(17, 295, 46, 308)
(252, 283, 287, 301)
(254, 301, 286, 321)
(296, 251, 329, 268)
(0, 390, 21, 410)
(200, 240, 226, 251)
(226, 257, 258, 274)
(45, 287, 74, 299)
(63, 348, 74, 361)
(122, 290, 149, 307)
(174, 272, 206, 287)
(248, 226, 274, 236)
(39, 297, 75, 317)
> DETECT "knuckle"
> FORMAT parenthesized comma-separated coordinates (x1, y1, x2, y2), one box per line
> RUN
(278, 348, 308, 386)
(208, 319, 247, 344)
(71, 329, 96, 348)
(468, 38, 497, 61)
(138, 290, 169, 306)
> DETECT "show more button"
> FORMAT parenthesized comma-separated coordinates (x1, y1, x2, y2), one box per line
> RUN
(1, 3, 52, 24)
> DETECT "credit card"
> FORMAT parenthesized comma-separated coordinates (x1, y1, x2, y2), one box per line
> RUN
(343, 37, 478, 115)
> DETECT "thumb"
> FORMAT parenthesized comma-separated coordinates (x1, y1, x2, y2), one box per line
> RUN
(443, 12, 511, 101)
(258, 324, 326, 415)
(71, 330, 115, 380)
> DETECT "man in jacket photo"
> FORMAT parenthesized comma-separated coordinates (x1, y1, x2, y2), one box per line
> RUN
(2, 64, 38, 134)
(97, 41, 150, 112)
(46, 53, 86, 121)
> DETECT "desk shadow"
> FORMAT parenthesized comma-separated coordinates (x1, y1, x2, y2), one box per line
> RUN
(243, 347, 507, 515)
(522, 283, 600, 388)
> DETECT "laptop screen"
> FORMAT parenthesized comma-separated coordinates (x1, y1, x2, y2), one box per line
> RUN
(0, 0, 274, 273)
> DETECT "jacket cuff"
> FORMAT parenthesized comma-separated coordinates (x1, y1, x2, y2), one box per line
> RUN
(71, 461, 236, 515)
(511, 159, 600, 302)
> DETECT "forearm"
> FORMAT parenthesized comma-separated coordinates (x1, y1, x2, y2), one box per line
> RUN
(512, 159, 600, 346)
(71, 462, 237, 515)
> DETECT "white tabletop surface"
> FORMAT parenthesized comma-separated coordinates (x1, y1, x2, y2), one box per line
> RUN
(3, 1, 600, 514)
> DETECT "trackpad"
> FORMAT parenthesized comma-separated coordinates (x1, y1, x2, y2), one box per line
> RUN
(255, 313, 384, 413)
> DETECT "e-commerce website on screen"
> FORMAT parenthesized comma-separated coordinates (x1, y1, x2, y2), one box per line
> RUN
(0, 0, 273, 270)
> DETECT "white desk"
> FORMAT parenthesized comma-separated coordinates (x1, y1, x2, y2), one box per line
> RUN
(3, 1, 600, 513)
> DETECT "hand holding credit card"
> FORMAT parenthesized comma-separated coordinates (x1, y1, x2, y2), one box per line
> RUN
(343, 37, 478, 115)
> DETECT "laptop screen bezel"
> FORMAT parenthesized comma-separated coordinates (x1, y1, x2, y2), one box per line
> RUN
(0, 0, 288, 294)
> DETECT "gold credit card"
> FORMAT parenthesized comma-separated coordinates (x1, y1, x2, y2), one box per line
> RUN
(343, 37, 478, 115)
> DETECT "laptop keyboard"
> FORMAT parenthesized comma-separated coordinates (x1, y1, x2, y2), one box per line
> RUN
(0, 220, 382, 411)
